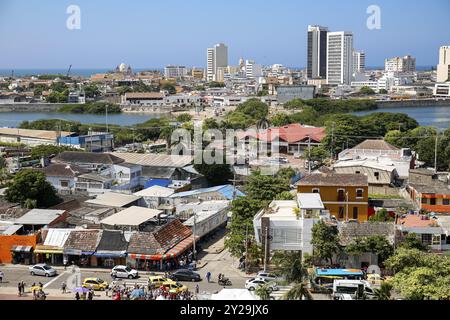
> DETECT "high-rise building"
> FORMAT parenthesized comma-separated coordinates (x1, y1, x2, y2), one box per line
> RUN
(307, 25, 328, 80)
(326, 31, 354, 85)
(437, 46, 450, 83)
(385, 55, 416, 73)
(206, 43, 228, 82)
(245, 60, 263, 79)
(353, 51, 366, 73)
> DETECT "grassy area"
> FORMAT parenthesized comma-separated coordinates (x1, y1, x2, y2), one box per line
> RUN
(369, 194, 404, 200)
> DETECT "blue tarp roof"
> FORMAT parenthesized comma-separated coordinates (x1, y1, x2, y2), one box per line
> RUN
(315, 269, 364, 277)
(170, 185, 245, 200)
(144, 179, 171, 189)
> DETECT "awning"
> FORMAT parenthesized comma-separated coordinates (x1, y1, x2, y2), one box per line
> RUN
(94, 251, 127, 258)
(165, 236, 200, 258)
(129, 253, 172, 261)
(34, 245, 64, 255)
(11, 246, 33, 253)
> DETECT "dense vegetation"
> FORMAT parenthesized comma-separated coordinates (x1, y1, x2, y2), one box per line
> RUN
(58, 102, 121, 114)
(224, 99, 269, 129)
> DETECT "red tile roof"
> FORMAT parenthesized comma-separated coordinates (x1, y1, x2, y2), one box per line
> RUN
(238, 124, 326, 144)
(397, 214, 439, 228)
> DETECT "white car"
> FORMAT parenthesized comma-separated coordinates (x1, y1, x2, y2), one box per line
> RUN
(245, 278, 279, 292)
(256, 272, 279, 282)
(111, 265, 139, 279)
(29, 264, 57, 277)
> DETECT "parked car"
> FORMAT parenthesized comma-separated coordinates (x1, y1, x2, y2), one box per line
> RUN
(111, 266, 139, 279)
(245, 278, 279, 292)
(256, 272, 279, 282)
(82, 278, 109, 291)
(29, 264, 57, 277)
(169, 269, 201, 282)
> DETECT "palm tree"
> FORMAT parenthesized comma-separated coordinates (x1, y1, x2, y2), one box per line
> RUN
(255, 284, 272, 301)
(256, 117, 270, 130)
(283, 282, 313, 300)
(373, 282, 392, 300)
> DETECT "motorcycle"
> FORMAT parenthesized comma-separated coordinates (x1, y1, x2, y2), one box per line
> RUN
(218, 278, 232, 286)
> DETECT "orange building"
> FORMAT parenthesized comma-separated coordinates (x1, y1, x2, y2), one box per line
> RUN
(0, 234, 38, 264)
(297, 174, 369, 222)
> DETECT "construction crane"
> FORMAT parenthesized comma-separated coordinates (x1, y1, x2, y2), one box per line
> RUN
(66, 65, 72, 78)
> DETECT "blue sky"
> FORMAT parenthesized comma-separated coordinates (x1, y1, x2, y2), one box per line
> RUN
(0, 0, 449, 69)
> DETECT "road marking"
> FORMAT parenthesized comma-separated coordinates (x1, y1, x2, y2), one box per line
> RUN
(43, 272, 66, 289)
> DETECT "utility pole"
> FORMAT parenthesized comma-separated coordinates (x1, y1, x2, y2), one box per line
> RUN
(264, 226, 269, 272)
(192, 212, 197, 262)
(434, 134, 439, 174)
(331, 122, 335, 160)
(345, 191, 349, 222)
(245, 225, 249, 274)
(308, 135, 312, 175)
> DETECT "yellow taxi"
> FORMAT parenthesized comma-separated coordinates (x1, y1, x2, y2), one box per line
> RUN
(149, 276, 175, 287)
(163, 282, 188, 294)
(82, 278, 109, 291)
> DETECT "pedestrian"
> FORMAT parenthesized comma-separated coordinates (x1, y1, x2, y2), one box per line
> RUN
(75, 292, 80, 300)
(195, 284, 199, 295)
(18, 282, 22, 297)
(0, 270, 4, 283)
(88, 290, 93, 300)
(206, 271, 211, 283)
(61, 282, 67, 294)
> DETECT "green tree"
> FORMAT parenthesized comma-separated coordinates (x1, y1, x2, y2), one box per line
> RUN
(373, 282, 393, 300)
(83, 84, 100, 98)
(161, 83, 176, 94)
(30, 145, 78, 159)
(359, 86, 376, 95)
(255, 284, 272, 300)
(245, 171, 290, 201)
(5, 170, 61, 208)
(272, 251, 307, 283)
(369, 209, 394, 222)
(176, 113, 193, 123)
(208, 81, 226, 88)
(269, 113, 291, 127)
(117, 86, 133, 96)
(283, 283, 313, 301)
(398, 233, 428, 251)
(193, 161, 233, 186)
(311, 220, 341, 265)
(345, 235, 394, 264)
(225, 197, 264, 258)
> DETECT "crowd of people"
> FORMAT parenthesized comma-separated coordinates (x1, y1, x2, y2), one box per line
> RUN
(104, 283, 195, 301)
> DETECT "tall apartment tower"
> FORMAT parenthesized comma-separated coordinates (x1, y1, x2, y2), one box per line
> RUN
(353, 51, 366, 73)
(326, 31, 354, 85)
(206, 43, 228, 82)
(437, 46, 450, 82)
(307, 25, 328, 79)
(385, 55, 416, 73)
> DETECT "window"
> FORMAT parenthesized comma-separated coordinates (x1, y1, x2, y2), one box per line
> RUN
(312, 188, 320, 194)
(374, 172, 380, 180)
(355, 171, 361, 174)
(421, 234, 432, 245)
(338, 189, 346, 202)
(60, 180, 69, 188)
(421, 198, 428, 204)
(339, 207, 345, 220)
(430, 198, 437, 206)
(432, 235, 441, 246)
(353, 207, 359, 220)
(356, 189, 364, 199)
(443, 199, 450, 206)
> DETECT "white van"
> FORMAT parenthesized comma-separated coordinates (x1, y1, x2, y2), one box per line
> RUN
(332, 280, 375, 300)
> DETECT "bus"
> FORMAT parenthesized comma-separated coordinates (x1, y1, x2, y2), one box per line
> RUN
(312, 268, 365, 292)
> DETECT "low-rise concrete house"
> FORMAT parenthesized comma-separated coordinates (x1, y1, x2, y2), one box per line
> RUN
(14, 209, 68, 233)
(253, 194, 330, 258)
(38, 164, 89, 195)
(396, 214, 450, 253)
(134, 186, 175, 209)
(407, 169, 450, 214)
(63, 230, 102, 267)
(333, 158, 400, 194)
(53, 151, 124, 170)
(338, 139, 415, 180)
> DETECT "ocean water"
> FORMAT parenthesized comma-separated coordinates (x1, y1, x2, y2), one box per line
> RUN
(0, 68, 164, 78)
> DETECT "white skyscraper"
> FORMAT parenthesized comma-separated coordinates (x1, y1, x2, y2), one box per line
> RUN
(326, 31, 354, 85)
(437, 46, 450, 82)
(353, 51, 366, 73)
(245, 60, 263, 79)
(385, 55, 416, 73)
(206, 43, 228, 82)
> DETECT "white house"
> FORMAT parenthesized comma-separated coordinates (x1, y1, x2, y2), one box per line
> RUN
(134, 186, 175, 209)
(253, 194, 330, 256)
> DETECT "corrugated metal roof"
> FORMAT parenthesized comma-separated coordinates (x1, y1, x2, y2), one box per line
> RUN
(297, 194, 325, 210)
(100, 206, 162, 226)
(85, 192, 141, 208)
(110, 153, 193, 168)
(134, 186, 175, 198)
(170, 185, 245, 200)
(43, 229, 72, 247)
(14, 209, 65, 225)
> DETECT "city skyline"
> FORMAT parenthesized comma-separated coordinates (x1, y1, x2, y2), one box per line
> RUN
(0, 0, 449, 69)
